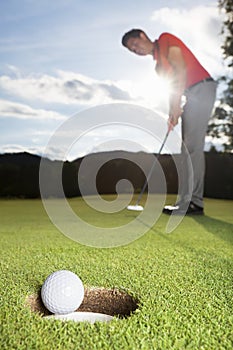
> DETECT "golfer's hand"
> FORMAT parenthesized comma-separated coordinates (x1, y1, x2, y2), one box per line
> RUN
(167, 115, 179, 131)
(168, 106, 183, 131)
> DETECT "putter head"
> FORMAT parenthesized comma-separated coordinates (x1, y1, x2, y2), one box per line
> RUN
(127, 205, 144, 211)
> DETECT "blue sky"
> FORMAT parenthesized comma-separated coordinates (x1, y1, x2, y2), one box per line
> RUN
(0, 0, 228, 159)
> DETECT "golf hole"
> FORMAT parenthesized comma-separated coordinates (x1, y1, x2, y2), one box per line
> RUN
(26, 287, 139, 322)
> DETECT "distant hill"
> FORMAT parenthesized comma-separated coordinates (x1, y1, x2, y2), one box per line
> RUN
(0, 151, 232, 199)
(0, 152, 41, 198)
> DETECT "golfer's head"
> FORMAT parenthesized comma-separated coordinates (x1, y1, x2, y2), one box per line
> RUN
(122, 29, 153, 56)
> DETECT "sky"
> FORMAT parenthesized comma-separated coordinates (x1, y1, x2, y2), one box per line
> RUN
(0, 0, 229, 160)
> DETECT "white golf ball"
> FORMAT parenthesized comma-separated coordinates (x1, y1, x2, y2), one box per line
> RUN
(41, 270, 84, 314)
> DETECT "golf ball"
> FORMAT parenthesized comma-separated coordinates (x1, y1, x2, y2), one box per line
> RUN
(41, 270, 84, 314)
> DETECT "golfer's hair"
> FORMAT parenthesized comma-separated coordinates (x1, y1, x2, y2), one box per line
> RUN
(122, 29, 148, 47)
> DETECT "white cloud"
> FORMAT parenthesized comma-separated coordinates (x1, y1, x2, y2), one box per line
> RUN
(0, 99, 65, 120)
(0, 70, 133, 105)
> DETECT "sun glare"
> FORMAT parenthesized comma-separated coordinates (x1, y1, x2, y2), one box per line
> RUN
(130, 72, 171, 111)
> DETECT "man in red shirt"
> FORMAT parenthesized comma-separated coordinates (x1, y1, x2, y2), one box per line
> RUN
(122, 29, 217, 215)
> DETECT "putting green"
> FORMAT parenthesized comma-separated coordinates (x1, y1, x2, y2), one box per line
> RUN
(1, 196, 232, 350)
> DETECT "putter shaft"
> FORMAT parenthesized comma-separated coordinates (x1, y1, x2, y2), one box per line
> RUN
(135, 130, 170, 206)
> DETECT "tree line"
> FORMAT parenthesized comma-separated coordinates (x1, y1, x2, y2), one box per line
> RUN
(0, 152, 232, 199)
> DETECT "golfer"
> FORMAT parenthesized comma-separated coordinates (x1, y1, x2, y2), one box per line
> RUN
(122, 29, 217, 215)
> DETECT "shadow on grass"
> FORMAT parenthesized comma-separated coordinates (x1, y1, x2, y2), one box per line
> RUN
(133, 214, 233, 246)
(193, 216, 233, 246)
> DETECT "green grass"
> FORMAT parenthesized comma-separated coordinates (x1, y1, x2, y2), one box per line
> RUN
(0, 196, 233, 350)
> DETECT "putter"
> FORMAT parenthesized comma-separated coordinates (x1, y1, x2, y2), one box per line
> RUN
(127, 130, 170, 211)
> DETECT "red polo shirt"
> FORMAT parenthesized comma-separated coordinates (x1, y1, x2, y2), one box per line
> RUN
(153, 33, 211, 89)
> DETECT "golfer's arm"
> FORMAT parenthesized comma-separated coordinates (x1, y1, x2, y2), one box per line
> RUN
(168, 46, 186, 117)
